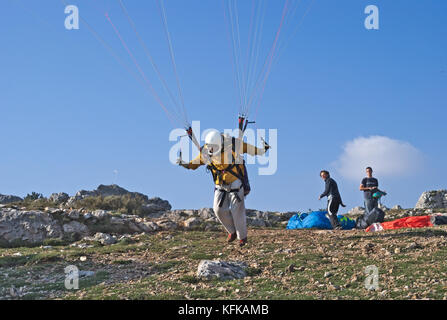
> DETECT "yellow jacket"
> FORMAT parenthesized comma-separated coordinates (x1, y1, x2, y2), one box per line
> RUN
(184, 137, 266, 185)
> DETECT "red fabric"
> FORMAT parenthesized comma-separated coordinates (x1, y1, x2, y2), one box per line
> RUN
(379, 215, 433, 231)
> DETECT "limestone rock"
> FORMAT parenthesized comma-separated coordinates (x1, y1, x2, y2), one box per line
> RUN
(127, 221, 142, 233)
(415, 190, 447, 209)
(182, 217, 202, 230)
(141, 197, 172, 215)
(49, 192, 69, 204)
(83, 212, 93, 220)
(66, 197, 77, 206)
(197, 260, 247, 280)
(199, 208, 214, 220)
(91, 210, 108, 220)
(63, 221, 88, 236)
(79, 271, 95, 278)
(110, 217, 126, 225)
(156, 219, 178, 231)
(0, 209, 63, 245)
(74, 189, 97, 200)
(95, 184, 132, 197)
(247, 217, 267, 227)
(66, 210, 80, 220)
(93, 232, 117, 245)
(139, 221, 160, 232)
(347, 207, 366, 215)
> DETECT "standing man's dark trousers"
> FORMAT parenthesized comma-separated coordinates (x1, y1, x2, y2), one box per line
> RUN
(327, 195, 342, 229)
(364, 194, 378, 214)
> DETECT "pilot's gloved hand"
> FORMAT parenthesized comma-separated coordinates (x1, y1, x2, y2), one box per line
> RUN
(263, 139, 270, 151)
(176, 158, 188, 168)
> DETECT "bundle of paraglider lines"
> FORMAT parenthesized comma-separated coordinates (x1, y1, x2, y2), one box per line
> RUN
(52, 0, 315, 150)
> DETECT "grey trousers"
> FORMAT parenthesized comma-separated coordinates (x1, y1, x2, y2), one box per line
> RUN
(213, 179, 247, 240)
(364, 195, 378, 214)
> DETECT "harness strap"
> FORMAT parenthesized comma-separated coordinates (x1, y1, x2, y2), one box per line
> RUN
(207, 137, 243, 184)
(215, 187, 242, 207)
(207, 136, 250, 197)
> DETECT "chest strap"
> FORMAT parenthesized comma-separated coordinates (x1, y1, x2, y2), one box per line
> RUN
(207, 137, 244, 184)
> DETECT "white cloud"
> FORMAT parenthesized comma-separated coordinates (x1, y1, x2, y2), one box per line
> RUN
(333, 136, 423, 180)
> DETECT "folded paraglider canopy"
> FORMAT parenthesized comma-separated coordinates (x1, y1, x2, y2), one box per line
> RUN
(366, 214, 447, 233)
(286, 211, 357, 230)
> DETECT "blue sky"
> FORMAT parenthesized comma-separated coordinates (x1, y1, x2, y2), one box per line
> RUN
(0, 0, 446, 212)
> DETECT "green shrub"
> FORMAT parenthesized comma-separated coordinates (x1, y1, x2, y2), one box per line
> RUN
(10, 197, 55, 211)
(8, 193, 157, 218)
(24, 192, 44, 201)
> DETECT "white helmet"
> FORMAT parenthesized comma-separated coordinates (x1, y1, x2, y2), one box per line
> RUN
(204, 131, 222, 157)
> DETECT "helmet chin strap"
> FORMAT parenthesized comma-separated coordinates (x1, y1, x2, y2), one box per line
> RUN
(207, 144, 221, 157)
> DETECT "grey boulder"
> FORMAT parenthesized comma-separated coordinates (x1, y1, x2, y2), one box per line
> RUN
(63, 221, 88, 236)
(0, 209, 63, 245)
(49, 192, 69, 204)
(182, 217, 202, 230)
(415, 190, 447, 209)
(347, 207, 366, 215)
(141, 197, 172, 214)
(197, 260, 247, 281)
(93, 232, 117, 245)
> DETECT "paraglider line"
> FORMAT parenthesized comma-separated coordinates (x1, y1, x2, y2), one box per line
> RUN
(105, 12, 180, 127)
(117, 0, 189, 127)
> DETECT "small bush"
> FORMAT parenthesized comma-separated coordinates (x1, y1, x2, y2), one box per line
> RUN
(10, 195, 54, 211)
(24, 192, 44, 201)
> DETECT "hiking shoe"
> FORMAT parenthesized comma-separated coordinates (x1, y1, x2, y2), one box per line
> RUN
(239, 238, 248, 247)
(334, 225, 343, 230)
(227, 233, 237, 243)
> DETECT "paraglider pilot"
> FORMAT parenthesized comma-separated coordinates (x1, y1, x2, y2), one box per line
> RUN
(178, 131, 269, 247)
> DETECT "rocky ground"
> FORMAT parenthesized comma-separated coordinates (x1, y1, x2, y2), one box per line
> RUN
(1, 186, 447, 300)
(1, 220, 447, 300)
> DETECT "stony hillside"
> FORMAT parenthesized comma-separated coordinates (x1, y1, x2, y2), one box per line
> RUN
(1, 226, 447, 300)
(1, 186, 447, 300)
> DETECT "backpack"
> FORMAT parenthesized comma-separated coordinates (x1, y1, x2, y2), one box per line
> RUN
(356, 207, 385, 229)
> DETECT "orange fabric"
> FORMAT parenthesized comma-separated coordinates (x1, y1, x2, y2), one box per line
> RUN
(379, 216, 433, 230)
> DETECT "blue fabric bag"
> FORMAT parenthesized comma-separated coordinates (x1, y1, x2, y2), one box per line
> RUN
(286, 213, 306, 229)
(286, 211, 356, 230)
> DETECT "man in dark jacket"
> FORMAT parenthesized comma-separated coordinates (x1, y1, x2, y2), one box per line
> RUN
(319, 170, 346, 230)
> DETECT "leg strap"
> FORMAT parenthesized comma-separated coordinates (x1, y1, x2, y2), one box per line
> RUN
(215, 187, 241, 207)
